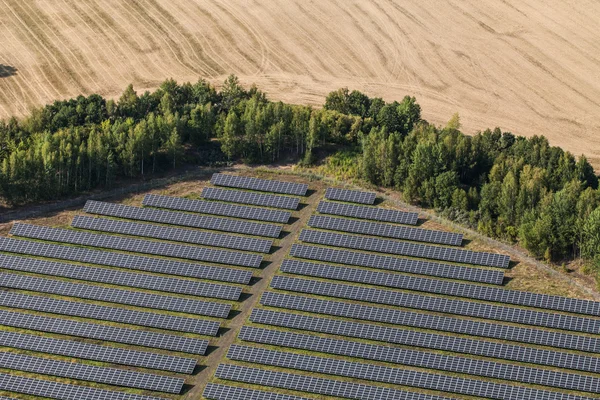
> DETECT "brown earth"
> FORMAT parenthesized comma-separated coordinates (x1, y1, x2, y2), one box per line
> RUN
(0, 1, 599, 165)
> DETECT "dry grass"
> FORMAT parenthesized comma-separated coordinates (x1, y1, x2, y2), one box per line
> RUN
(0, 0, 599, 166)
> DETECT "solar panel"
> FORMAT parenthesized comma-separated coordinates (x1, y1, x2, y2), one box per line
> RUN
(0, 330, 196, 373)
(0, 266, 231, 317)
(0, 236, 251, 286)
(227, 345, 596, 400)
(239, 326, 600, 395)
(11, 223, 263, 268)
(211, 173, 308, 195)
(288, 245, 503, 284)
(324, 187, 376, 204)
(141, 195, 291, 223)
(204, 383, 312, 400)
(318, 200, 419, 225)
(277, 256, 600, 317)
(73, 215, 273, 253)
(215, 364, 453, 400)
(274, 271, 599, 352)
(269, 276, 600, 335)
(250, 309, 600, 374)
(0, 287, 220, 336)
(300, 229, 510, 268)
(0, 352, 183, 393)
(0, 309, 208, 354)
(308, 214, 463, 246)
(85, 200, 282, 238)
(202, 187, 300, 210)
(0, 373, 165, 400)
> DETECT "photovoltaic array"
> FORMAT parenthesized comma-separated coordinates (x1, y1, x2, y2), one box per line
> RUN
(0, 271, 230, 317)
(0, 309, 208, 354)
(264, 285, 600, 336)
(0, 288, 221, 336)
(141, 195, 291, 223)
(10, 223, 263, 268)
(287, 246, 504, 284)
(278, 255, 599, 315)
(0, 330, 196, 373)
(238, 326, 600, 393)
(215, 364, 454, 400)
(0, 352, 184, 393)
(211, 173, 308, 195)
(324, 187, 376, 204)
(249, 308, 600, 374)
(226, 345, 596, 400)
(85, 199, 283, 237)
(72, 215, 273, 253)
(308, 214, 463, 246)
(202, 187, 300, 210)
(0, 236, 250, 285)
(0, 254, 234, 314)
(317, 200, 419, 224)
(299, 228, 511, 268)
(204, 383, 312, 400)
(0, 373, 165, 400)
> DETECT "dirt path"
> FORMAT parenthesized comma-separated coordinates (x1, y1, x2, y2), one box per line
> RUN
(184, 186, 323, 398)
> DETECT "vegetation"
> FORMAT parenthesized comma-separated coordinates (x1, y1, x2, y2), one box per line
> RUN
(2, 76, 600, 275)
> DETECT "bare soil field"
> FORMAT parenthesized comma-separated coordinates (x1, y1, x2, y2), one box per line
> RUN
(1, 1, 599, 164)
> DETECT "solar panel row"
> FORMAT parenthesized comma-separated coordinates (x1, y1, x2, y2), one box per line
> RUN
(204, 383, 311, 400)
(211, 173, 308, 196)
(0, 270, 231, 317)
(0, 330, 196, 373)
(0, 309, 208, 354)
(0, 352, 184, 393)
(308, 214, 463, 246)
(202, 187, 300, 210)
(239, 326, 600, 394)
(215, 364, 453, 400)
(0, 373, 164, 400)
(227, 345, 595, 400)
(278, 256, 600, 316)
(11, 223, 263, 268)
(0, 287, 220, 336)
(270, 276, 600, 335)
(250, 309, 600, 374)
(300, 229, 511, 268)
(141, 195, 291, 223)
(324, 187, 376, 204)
(73, 215, 273, 253)
(85, 200, 282, 238)
(0, 236, 251, 285)
(287, 247, 504, 284)
(317, 201, 419, 225)
(271, 275, 597, 352)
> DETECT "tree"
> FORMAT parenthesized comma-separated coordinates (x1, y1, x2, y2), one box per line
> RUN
(220, 75, 246, 111)
(221, 110, 241, 159)
(324, 88, 350, 115)
(581, 206, 600, 260)
(163, 128, 184, 169)
(446, 113, 461, 131)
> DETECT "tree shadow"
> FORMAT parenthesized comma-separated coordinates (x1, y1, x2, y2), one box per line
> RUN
(0, 64, 17, 78)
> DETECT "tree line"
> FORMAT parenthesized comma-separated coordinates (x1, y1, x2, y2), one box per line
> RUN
(1, 76, 600, 273)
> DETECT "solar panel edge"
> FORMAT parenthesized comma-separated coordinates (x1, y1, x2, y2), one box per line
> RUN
(0, 351, 185, 393)
(211, 173, 308, 196)
(71, 215, 273, 254)
(0, 330, 196, 373)
(248, 308, 600, 374)
(10, 223, 264, 268)
(139, 195, 292, 224)
(0, 372, 166, 400)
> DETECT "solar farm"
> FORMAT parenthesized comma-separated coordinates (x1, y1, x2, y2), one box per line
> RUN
(0, 171, 599, 400)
